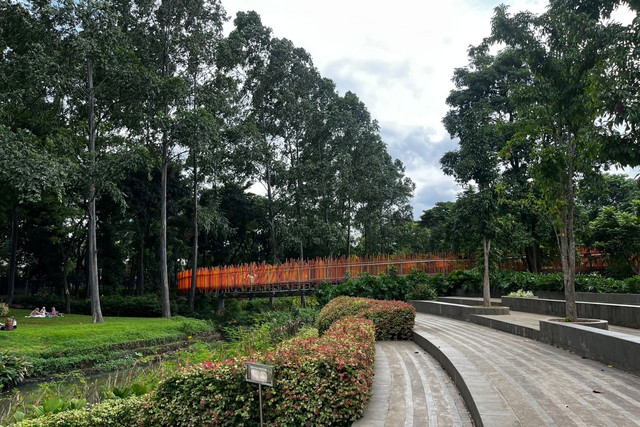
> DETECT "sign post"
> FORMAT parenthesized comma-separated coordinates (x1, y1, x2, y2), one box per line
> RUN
(245, 362, 274, 426)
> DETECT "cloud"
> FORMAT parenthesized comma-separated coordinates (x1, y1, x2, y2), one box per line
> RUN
(223, 0, 550, 220)
(380, 122, 461, 218)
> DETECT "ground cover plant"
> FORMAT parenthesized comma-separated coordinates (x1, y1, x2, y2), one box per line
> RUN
(0, 308, 211, 380)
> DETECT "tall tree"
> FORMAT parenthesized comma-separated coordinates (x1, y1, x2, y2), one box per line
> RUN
(442, 45, 519, 306)
(491, 1, 613, 319)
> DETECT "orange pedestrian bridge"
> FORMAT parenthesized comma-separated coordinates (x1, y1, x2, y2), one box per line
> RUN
(177, 253, 473, 299)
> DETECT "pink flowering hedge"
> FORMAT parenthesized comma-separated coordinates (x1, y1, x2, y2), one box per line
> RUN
(140, 316, 375, 426)
(317, 296, 416, 340)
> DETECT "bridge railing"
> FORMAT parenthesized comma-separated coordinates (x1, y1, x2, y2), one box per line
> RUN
(177, 254, 473, 295)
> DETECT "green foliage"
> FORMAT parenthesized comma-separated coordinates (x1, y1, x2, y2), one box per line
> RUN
(0, 353, 31, 390)
(316, 296, 415, 340)
(450, 269, 640, 295)
(103, 383, 148, 400)
(141, 316, 375, 426)
(507, 289, 535, 298)
(14, 396, 143, 427)
(13, 294, 164, 318)
(0, 303, 9, 316)
(446, 269, 483, 293)
(29, 396, 87, 418)
(315, 269, 443, 306)
(590, 205, 640, 275)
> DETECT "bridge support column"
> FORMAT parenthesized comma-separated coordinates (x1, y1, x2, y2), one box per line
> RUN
(216, 294, 225, 315)
(269, 296, 275, 307)
(301, 294, 307, 308)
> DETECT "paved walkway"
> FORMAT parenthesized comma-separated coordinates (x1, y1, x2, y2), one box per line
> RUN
(354, 341, 473, 427)
(414, 313, 640, 426)
(357, 312, 640, 426)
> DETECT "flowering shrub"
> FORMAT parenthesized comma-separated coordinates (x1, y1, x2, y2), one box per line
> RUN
(317, 296, 415, 340)
(140, 316, 375, 426)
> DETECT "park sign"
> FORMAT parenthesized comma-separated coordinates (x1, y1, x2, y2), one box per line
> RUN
(246, 362, 274, 387)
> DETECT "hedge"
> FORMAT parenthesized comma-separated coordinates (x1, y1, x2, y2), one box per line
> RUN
(457, 270, 640, 295)
(140, 316, 375, 426)
(316, 296, 415, 340)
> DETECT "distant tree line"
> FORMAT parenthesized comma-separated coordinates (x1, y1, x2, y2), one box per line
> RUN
(0, 1, 414, 320)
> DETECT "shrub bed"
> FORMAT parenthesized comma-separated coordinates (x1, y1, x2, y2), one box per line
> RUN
(316, 296, 415, 340)
(140, 316, 375, 426)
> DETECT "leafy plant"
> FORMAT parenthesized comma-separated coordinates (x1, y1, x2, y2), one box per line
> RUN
(103, 383, 149, 400)
(0, 353, 31, 389)
(29, 396, 87, 418)
(0, 302, 9, 317)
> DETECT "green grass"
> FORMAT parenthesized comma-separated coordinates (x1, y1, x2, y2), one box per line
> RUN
(0, 308, 212, 377)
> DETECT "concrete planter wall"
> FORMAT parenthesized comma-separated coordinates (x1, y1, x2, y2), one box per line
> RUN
(410, 300, 509, 320)
(539, 319, 640, 375)
(501, 296, 640, 328)
(500, 296, 565, 316)
(535, 291, 640, 306)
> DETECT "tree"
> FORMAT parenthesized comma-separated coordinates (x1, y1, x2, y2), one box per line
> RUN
(441, 44, 522, 306)
(590, 203, 640, 275)
(0, 128, 62, 304)
(490, 1, 613, 319)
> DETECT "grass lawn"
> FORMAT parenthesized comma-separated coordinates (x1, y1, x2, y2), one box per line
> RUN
(0, 308, 212, 376)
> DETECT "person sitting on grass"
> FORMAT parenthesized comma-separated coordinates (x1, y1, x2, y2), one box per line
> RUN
(50, 307, 57, 317)
(0, 317, 17, 330)
(28, 307, 41, 317)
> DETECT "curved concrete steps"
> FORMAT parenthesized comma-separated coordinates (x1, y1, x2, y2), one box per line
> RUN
(354, 341, 473, 426)
(414, 313, 640, 426)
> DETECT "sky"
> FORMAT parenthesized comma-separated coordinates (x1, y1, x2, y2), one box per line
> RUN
(222, 0, 632, 219)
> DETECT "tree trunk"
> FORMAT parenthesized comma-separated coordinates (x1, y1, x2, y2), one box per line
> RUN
(160, 134, 171, 318)
(266, 159, 277, 264)
(562, 133, 577, 321)
(524, 245, 542, 273)
(6, 198, 18, 305)
(137, 228, 145, 296)
(87, 59, 103, 324)
(189, 154, 198, 314)
(346, 198, 352, 258)
(63, 273, 71, 314)
(483, 236, 491, 307)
